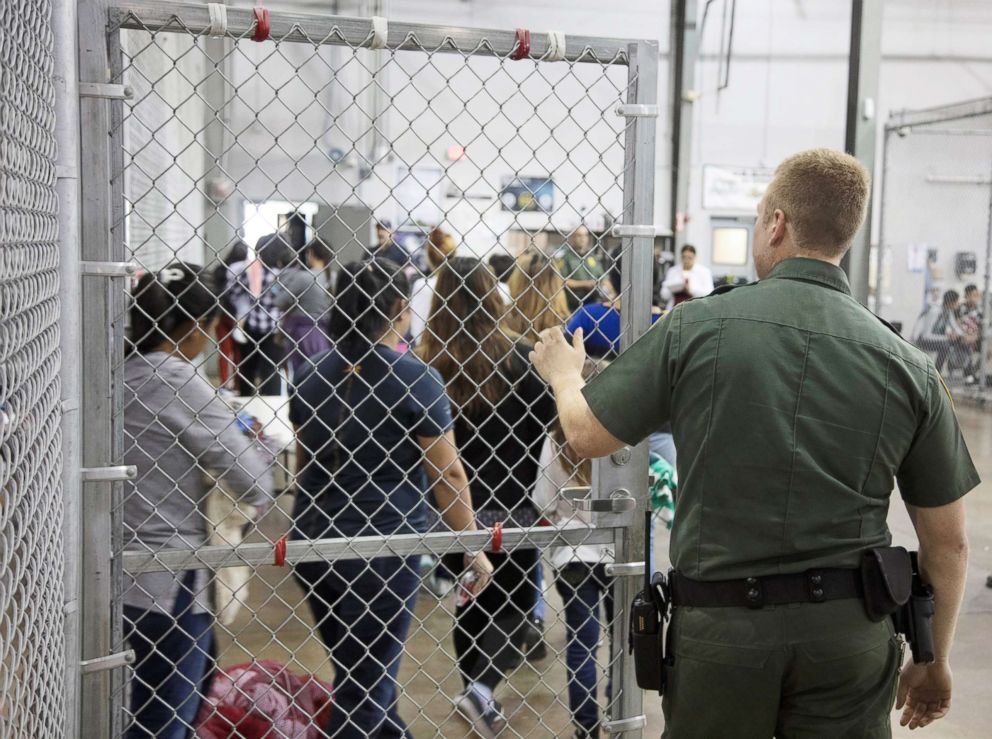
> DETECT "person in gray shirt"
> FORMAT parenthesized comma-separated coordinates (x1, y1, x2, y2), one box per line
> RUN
(276, 237, 334, 378)
(123, 263, 273, 737)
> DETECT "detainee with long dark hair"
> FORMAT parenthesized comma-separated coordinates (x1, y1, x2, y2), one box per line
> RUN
(291, 259, 493, 738)
(419, 257, 556, 739)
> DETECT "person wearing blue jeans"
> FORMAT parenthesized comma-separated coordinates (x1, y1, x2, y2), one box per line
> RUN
(554, 563, 614, 737)
(290, 260, 492, 738)
(124, 571, 213, 739)
(122, 264, 274, 738)
(294, 557, 420, 738)
(533, 420, 615, 738)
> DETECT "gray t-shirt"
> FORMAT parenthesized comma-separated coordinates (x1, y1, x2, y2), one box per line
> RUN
(275, 266, 332, 320)
(123, 352, 273, 614)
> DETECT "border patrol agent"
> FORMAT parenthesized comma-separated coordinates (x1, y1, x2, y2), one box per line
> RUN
(532, 149, 977, 737)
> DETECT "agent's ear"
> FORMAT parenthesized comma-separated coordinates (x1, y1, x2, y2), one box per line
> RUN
(769, 208, 788, 248)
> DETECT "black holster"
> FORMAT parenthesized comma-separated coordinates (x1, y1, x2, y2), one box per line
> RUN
(860, 546, 935, 664)
(892, 552, 936, 664)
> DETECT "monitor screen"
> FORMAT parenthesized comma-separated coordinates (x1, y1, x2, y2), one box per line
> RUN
(712, 227, 749, 266)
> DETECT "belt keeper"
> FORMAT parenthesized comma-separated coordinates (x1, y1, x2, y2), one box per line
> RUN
(273, 534, 287, 566)
(491, 521, 503, 553)
(511, 28, 531, 60)
(252, 7, 270, 42)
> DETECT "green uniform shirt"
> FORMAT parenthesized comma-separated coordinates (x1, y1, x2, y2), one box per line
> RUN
(584, 257, 979, 580)
(558, 246, 604, 283)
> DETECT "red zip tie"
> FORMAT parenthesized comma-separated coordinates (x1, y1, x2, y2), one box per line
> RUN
(273, 534, 287, 566)
(491, 521, 503, 553)
(511, 28, 531, 60)
(253, 7, 270, 42)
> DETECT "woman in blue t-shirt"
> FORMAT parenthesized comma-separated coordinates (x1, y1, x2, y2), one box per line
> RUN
(290, 259, 493, 738)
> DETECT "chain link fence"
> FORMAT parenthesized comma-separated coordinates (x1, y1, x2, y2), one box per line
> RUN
(83, 4, 660, 736)
(875, 98, 992, 401)
(0, 0, 68, 734)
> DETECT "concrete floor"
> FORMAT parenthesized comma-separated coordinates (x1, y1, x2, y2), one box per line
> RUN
(217, 404, 992, 738)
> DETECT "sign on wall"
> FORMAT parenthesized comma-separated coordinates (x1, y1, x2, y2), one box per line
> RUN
(500, 176, 555, 212)
(702, 165, 774, 212)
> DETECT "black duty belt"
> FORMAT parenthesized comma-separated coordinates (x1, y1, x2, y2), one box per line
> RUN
(670, 568, 863, 609)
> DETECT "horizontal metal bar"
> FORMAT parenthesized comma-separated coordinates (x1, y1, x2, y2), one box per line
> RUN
(616, 104, 660, 118)
(925, 174, 991, 185)
(886, 95, 992, 131)
(122, 526, 618, 574)
(611, 224, 673, 238)
(603, 715, 647, 733)
(110, 4, 639, 64)
(80, 650, 135, 675)
(80, 261, 138, 277)
(78, 82, 134, 100)
(604, 562, 646, 578)
(81, 466, 137, 482)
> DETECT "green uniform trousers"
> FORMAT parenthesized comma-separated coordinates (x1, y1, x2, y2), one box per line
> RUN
(661, 599, 901, 738)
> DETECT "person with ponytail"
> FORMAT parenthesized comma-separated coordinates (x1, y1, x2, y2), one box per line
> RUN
(418, 257, 556, 738)
(290, 258, 493, 738)
(123, 263, 274, 738)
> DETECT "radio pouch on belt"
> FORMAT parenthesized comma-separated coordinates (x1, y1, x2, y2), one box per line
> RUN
(860, 546, 912, 621)
(629, 512, 669, 693)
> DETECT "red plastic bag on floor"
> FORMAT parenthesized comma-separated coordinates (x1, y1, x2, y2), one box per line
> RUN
(195, 660, 333, 739)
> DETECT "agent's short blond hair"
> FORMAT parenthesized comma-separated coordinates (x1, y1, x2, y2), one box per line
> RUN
(763, 148, 870, 256)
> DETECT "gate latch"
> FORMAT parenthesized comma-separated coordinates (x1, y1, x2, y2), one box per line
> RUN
(604, 561, 646, 578)
(564, 487, 636, 514)
(603, 715, 648, 734)
(80, 650, 136, 674)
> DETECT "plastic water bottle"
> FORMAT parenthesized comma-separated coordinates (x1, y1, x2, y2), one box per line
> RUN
(455, 571, 479, 609)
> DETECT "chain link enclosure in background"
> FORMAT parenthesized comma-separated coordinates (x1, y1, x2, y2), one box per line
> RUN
(0, 0, 68, 734)
(74, 3, 660, 737)
(875, 98, 992, 401)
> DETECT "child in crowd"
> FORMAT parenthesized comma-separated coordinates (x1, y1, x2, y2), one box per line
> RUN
(123, 263, 273, 738)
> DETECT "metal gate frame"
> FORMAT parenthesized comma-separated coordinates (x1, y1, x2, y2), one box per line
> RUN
(76, 2, 659, 735)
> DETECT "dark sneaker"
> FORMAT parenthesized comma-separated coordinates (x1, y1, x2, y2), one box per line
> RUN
(455, 690, 507, 738)
(574, 726, 600, 739)
(521, 617, 548, 661)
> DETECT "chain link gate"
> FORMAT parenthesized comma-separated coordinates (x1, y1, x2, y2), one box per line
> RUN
(79, 2, 659, 736)
(875, 97, 992, 403)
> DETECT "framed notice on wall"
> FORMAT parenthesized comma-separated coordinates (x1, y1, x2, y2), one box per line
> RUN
(702, 165, 774, 212)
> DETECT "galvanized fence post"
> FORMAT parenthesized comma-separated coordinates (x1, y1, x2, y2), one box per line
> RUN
(78, 0, 130, 734)
(54, 0, 83, 733)
(603, 38, 659, 738)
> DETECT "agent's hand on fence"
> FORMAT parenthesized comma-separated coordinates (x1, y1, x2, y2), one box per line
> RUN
(464, 550, 494, 594)
(530, 327, 586, 389)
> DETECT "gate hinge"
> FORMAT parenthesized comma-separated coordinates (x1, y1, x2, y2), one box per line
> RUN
(604, 562, 646, 578)
(80, 650, 136, 675)
(81, 466, 137, 483)
(610, 225, 673, 239)
(603, 715, 648, 734)
(615, 103, 659, 118)
(79, 82, 134, 100)
(81, 261, 138, 277)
